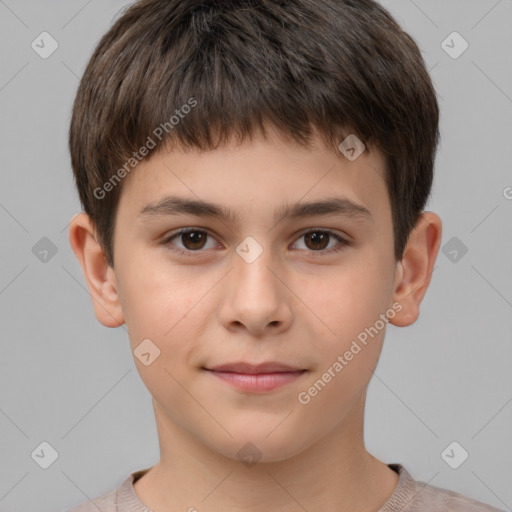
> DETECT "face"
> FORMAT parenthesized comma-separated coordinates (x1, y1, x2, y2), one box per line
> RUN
(109, 128, 401, 463)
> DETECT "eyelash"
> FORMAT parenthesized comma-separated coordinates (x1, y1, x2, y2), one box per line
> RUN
(162, 228, 350, 257)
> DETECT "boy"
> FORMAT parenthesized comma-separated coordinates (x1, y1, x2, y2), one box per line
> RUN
(66, 0, 503, 510)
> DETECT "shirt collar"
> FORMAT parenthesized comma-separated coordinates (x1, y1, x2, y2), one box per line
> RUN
(116, 463, 417, 512)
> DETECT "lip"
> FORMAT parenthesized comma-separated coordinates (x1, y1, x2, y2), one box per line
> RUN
(204, 362, 307, 392)
(207, 361, 304, 374)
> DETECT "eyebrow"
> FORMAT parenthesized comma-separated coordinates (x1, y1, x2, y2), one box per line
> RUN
(138, 195, 373, 224)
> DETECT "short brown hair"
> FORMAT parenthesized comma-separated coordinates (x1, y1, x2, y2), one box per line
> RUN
(69, 0, 439, 268)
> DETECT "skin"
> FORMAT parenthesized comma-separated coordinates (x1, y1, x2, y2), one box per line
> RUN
(69, 126, 442, 512)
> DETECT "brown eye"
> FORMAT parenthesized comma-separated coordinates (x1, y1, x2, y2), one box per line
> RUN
(164, 228, 218, 255)
(163, 227, 349, 257)
(303, 231, 330, 250)
(292, 229, 349, 255)
(180, 230, 207, 250)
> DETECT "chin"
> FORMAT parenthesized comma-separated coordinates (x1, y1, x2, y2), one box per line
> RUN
(202, 427, 311, 465)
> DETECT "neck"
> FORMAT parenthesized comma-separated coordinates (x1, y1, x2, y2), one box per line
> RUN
(133, 395, 399, 512)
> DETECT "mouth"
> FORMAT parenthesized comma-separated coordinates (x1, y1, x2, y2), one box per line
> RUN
(205, 361, 306, 374)
(203, 362, 308, 392)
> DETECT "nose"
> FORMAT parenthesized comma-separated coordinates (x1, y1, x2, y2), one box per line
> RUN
(217, 243, 293, 337)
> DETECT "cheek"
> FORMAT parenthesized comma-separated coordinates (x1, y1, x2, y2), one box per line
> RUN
(297, 324, 386, 423)
(296, 260, 392, 405)
(118, 250, 183, 325)
(117, 256, 212, 371)
(297, 260, 389, 342)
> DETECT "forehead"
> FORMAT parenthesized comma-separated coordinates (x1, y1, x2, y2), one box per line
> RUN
(118, 130, 390, 227)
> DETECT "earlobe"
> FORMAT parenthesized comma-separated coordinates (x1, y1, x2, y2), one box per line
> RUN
(68, 212, 125, 328)
(389, 212, 442, 328)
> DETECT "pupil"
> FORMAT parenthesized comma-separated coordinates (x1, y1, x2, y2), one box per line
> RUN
(306, 231, 328, 250)
(184, 231, 205, 249)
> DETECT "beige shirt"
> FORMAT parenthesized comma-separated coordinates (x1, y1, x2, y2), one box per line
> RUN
(67, 463, 505, 511)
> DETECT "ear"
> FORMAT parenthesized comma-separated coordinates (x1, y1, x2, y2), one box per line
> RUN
(68, 212, 125, 327)
(389, 211, 442, 327)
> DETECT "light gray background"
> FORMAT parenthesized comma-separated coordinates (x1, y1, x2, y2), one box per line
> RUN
(0, 1, 511, 511)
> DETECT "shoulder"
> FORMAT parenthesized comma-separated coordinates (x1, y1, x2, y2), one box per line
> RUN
(65, 468, 151, 512)
(393, 464, 505, 512)
(66, 488, 117, 512)
(412, 483, 505, 512)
